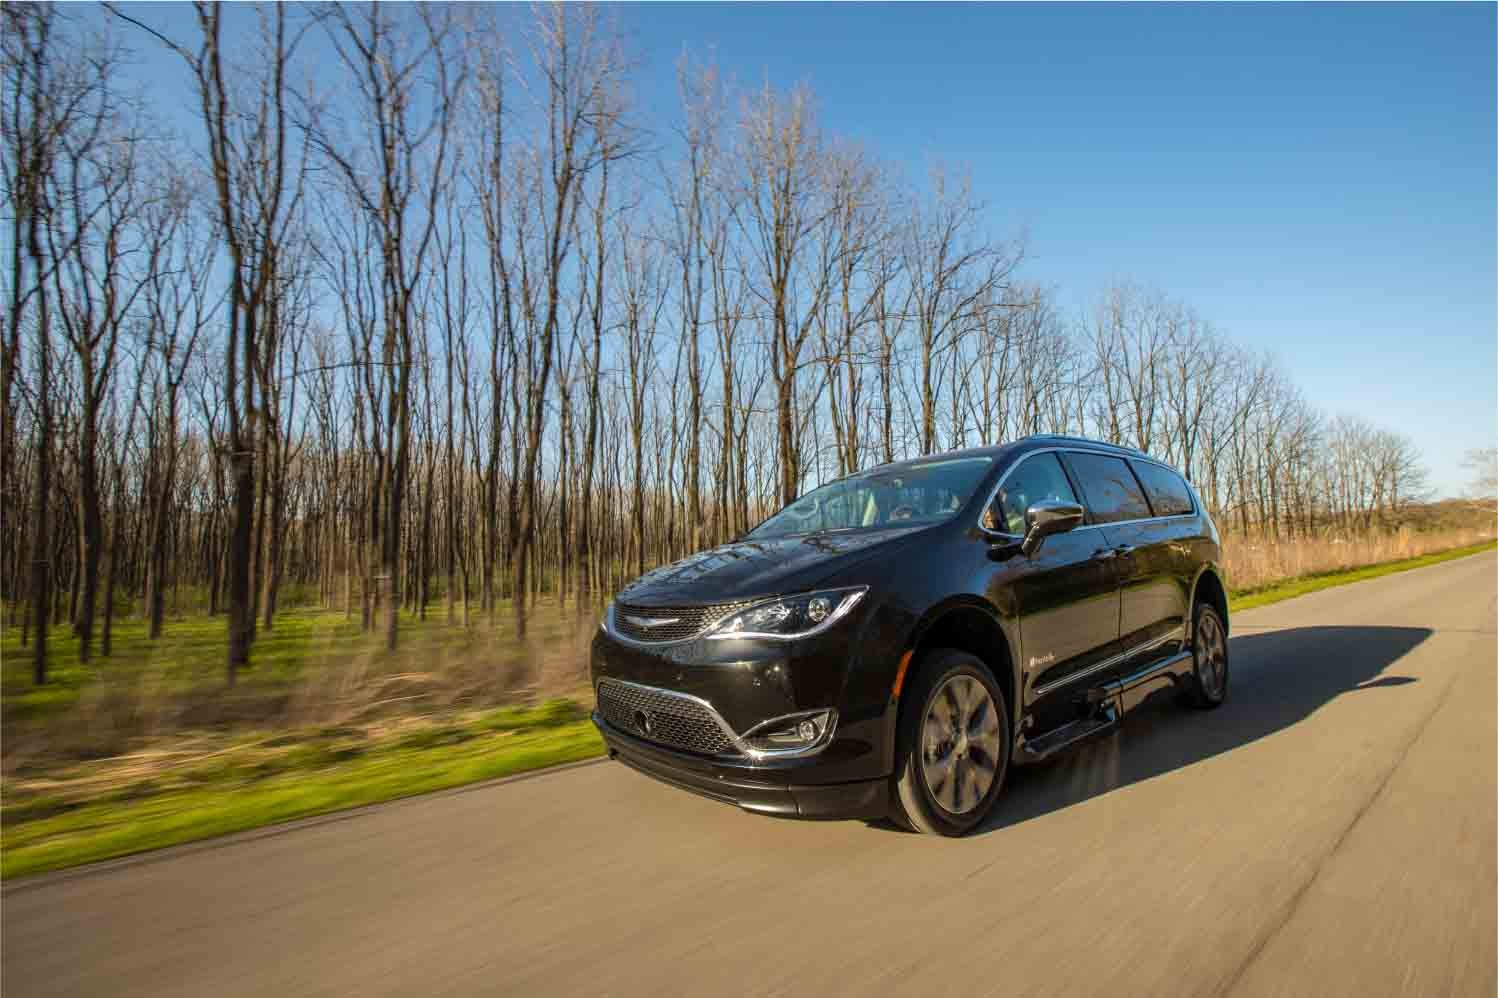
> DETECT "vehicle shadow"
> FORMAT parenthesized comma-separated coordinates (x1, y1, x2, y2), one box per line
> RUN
(964, 625, 1432, 837)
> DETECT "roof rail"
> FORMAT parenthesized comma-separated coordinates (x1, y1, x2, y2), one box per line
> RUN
(1019, 433, 1148, 457)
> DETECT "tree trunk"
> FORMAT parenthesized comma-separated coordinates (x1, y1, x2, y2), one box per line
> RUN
(227, 444, 255, 683)
(30, 267, 50, 685)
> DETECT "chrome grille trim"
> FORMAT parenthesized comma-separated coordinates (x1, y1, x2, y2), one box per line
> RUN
(595, 678, 842, 763)
(609, 600, 755, 644)
(595, 678, 742, 757)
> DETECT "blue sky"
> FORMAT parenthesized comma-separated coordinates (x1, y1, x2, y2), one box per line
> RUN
(622, 3, 1496, 497)
(96, 3, 1496, 496)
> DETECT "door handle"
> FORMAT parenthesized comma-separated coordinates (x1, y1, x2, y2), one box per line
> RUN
(1092, 548, 1117, 561)
(1114, 544, 1136, 557)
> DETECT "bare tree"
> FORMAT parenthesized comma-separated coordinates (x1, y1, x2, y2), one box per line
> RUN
(617, 215, 665, 577)
(0, 3, 113, 680)
(310, 1, 466, 649)
(108, 1, 313, 680)
(665, 56, 719, 550)
(1461, 447, 1498, 509)
(903, 168, 1017, 453)
(510, 2, 628, 636)
(142, 181, 216, 638)
(736, 83, 829, 505)
(44, 42, 149, 664)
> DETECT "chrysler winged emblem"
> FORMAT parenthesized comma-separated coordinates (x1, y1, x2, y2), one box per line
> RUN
(624, 614, 680, 629)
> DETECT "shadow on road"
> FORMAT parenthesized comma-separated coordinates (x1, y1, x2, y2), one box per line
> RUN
(962, 625, 1433, 836)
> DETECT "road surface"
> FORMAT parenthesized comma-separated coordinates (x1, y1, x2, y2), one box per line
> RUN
(5, 552, 1495, 997)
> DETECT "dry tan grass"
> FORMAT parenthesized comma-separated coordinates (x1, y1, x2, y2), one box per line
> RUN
(2, 601, 605, 771)
(1220, 526, 1495, 592)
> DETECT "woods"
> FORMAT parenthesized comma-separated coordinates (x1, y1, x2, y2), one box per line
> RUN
(2, 2, 1436, 685)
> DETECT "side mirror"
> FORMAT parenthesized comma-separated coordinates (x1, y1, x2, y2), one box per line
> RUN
(1021, 500, 1085, 556)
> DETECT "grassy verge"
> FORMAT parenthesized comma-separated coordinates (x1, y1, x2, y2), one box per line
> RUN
(1228, 539, 1496, 612)
(1, 699, 605, 880)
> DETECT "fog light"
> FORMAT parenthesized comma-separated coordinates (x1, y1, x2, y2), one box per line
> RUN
(741, 709, 836, 757)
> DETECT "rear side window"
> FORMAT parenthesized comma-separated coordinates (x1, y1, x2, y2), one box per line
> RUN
(991, 453, 1078, 535)
(1130, 461, 1195, 517)
(1063, 452, 1151, 524)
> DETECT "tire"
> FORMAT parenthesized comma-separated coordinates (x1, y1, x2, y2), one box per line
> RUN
(1184, 602, 1229, 709)
(890, 649, 1011, 836)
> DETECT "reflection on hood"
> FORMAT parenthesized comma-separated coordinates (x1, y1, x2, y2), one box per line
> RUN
(616, 525, 929, 606)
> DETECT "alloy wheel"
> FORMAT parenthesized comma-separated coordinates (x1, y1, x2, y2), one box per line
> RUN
(1195, 609, 1228, 700)
(920, 674, 1003, 814)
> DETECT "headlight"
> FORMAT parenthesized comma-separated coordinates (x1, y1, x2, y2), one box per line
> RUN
(705, 587, 866, 641)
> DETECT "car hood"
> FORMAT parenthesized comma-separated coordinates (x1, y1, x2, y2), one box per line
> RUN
(613, 525, 932, 606)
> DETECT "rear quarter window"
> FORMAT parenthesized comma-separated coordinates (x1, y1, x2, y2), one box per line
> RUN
(1130, 461, 1195, 517)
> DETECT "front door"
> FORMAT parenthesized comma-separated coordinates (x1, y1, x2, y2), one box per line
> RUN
(986, 452, 1122, 703)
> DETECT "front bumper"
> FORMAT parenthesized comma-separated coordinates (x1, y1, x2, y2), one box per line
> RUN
(594, 712, 889, 820)
(590, 613, 901, 785)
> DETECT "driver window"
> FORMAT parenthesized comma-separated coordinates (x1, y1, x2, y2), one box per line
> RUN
(993, 454, 1079, 535)
(817, 492, 848, 530)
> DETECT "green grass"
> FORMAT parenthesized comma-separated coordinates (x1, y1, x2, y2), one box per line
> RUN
(1228, 539, 1497, 612)
(3, 611, 354, 722)
(1, 699, 606, 880)
(1, 602, 592, 725)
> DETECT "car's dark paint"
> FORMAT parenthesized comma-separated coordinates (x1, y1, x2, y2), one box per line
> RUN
(613, 523, 932, 607)
(590, 434, 1227, 823)
(996, 525, 1120, 695)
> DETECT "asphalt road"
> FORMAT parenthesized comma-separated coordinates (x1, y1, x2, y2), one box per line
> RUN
(5, 552, 1495, 998)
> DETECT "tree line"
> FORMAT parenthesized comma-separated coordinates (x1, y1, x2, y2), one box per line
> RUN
(2, 2, 1429, 684)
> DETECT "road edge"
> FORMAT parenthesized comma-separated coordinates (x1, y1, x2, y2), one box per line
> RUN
(0, 755, 611, 897)
(1227, 539, 1495, 613)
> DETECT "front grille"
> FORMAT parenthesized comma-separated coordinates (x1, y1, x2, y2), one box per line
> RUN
(611, 600, 753, 643)
(596, 678, 739, 757)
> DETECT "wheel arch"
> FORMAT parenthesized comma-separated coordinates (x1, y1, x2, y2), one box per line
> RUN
(902, 597, 1019, 728)
(1190, 564, 1230, 637)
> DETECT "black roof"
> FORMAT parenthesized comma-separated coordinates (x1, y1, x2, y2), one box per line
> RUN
(1012, 434, 1150, 460)
(857, 434, 1153, 479)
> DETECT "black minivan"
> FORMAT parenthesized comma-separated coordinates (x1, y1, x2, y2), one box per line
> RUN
(590, 435, 1229, 836)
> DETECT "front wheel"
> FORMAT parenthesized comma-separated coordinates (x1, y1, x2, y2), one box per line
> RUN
(890, 650, 1011, 836)
(1184, 602, 1229, 709)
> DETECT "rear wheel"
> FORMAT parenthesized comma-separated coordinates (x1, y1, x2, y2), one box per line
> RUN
(1184, 602, 1229, 709)
(891, 649, 1011, 836)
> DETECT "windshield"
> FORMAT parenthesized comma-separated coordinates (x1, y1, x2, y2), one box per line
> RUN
(747, 457, 994, 539)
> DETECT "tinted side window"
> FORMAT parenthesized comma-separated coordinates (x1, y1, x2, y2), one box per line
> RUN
(1130, 461, 1195, 517)
(1064, 452, 1151, 524)
(992, 453, 1078, 535)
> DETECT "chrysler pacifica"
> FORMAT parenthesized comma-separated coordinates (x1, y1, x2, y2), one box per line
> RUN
(590, 435, 1229, 836)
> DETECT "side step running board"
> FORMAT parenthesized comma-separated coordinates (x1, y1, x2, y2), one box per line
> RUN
(1015, 702, 1120, 764)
